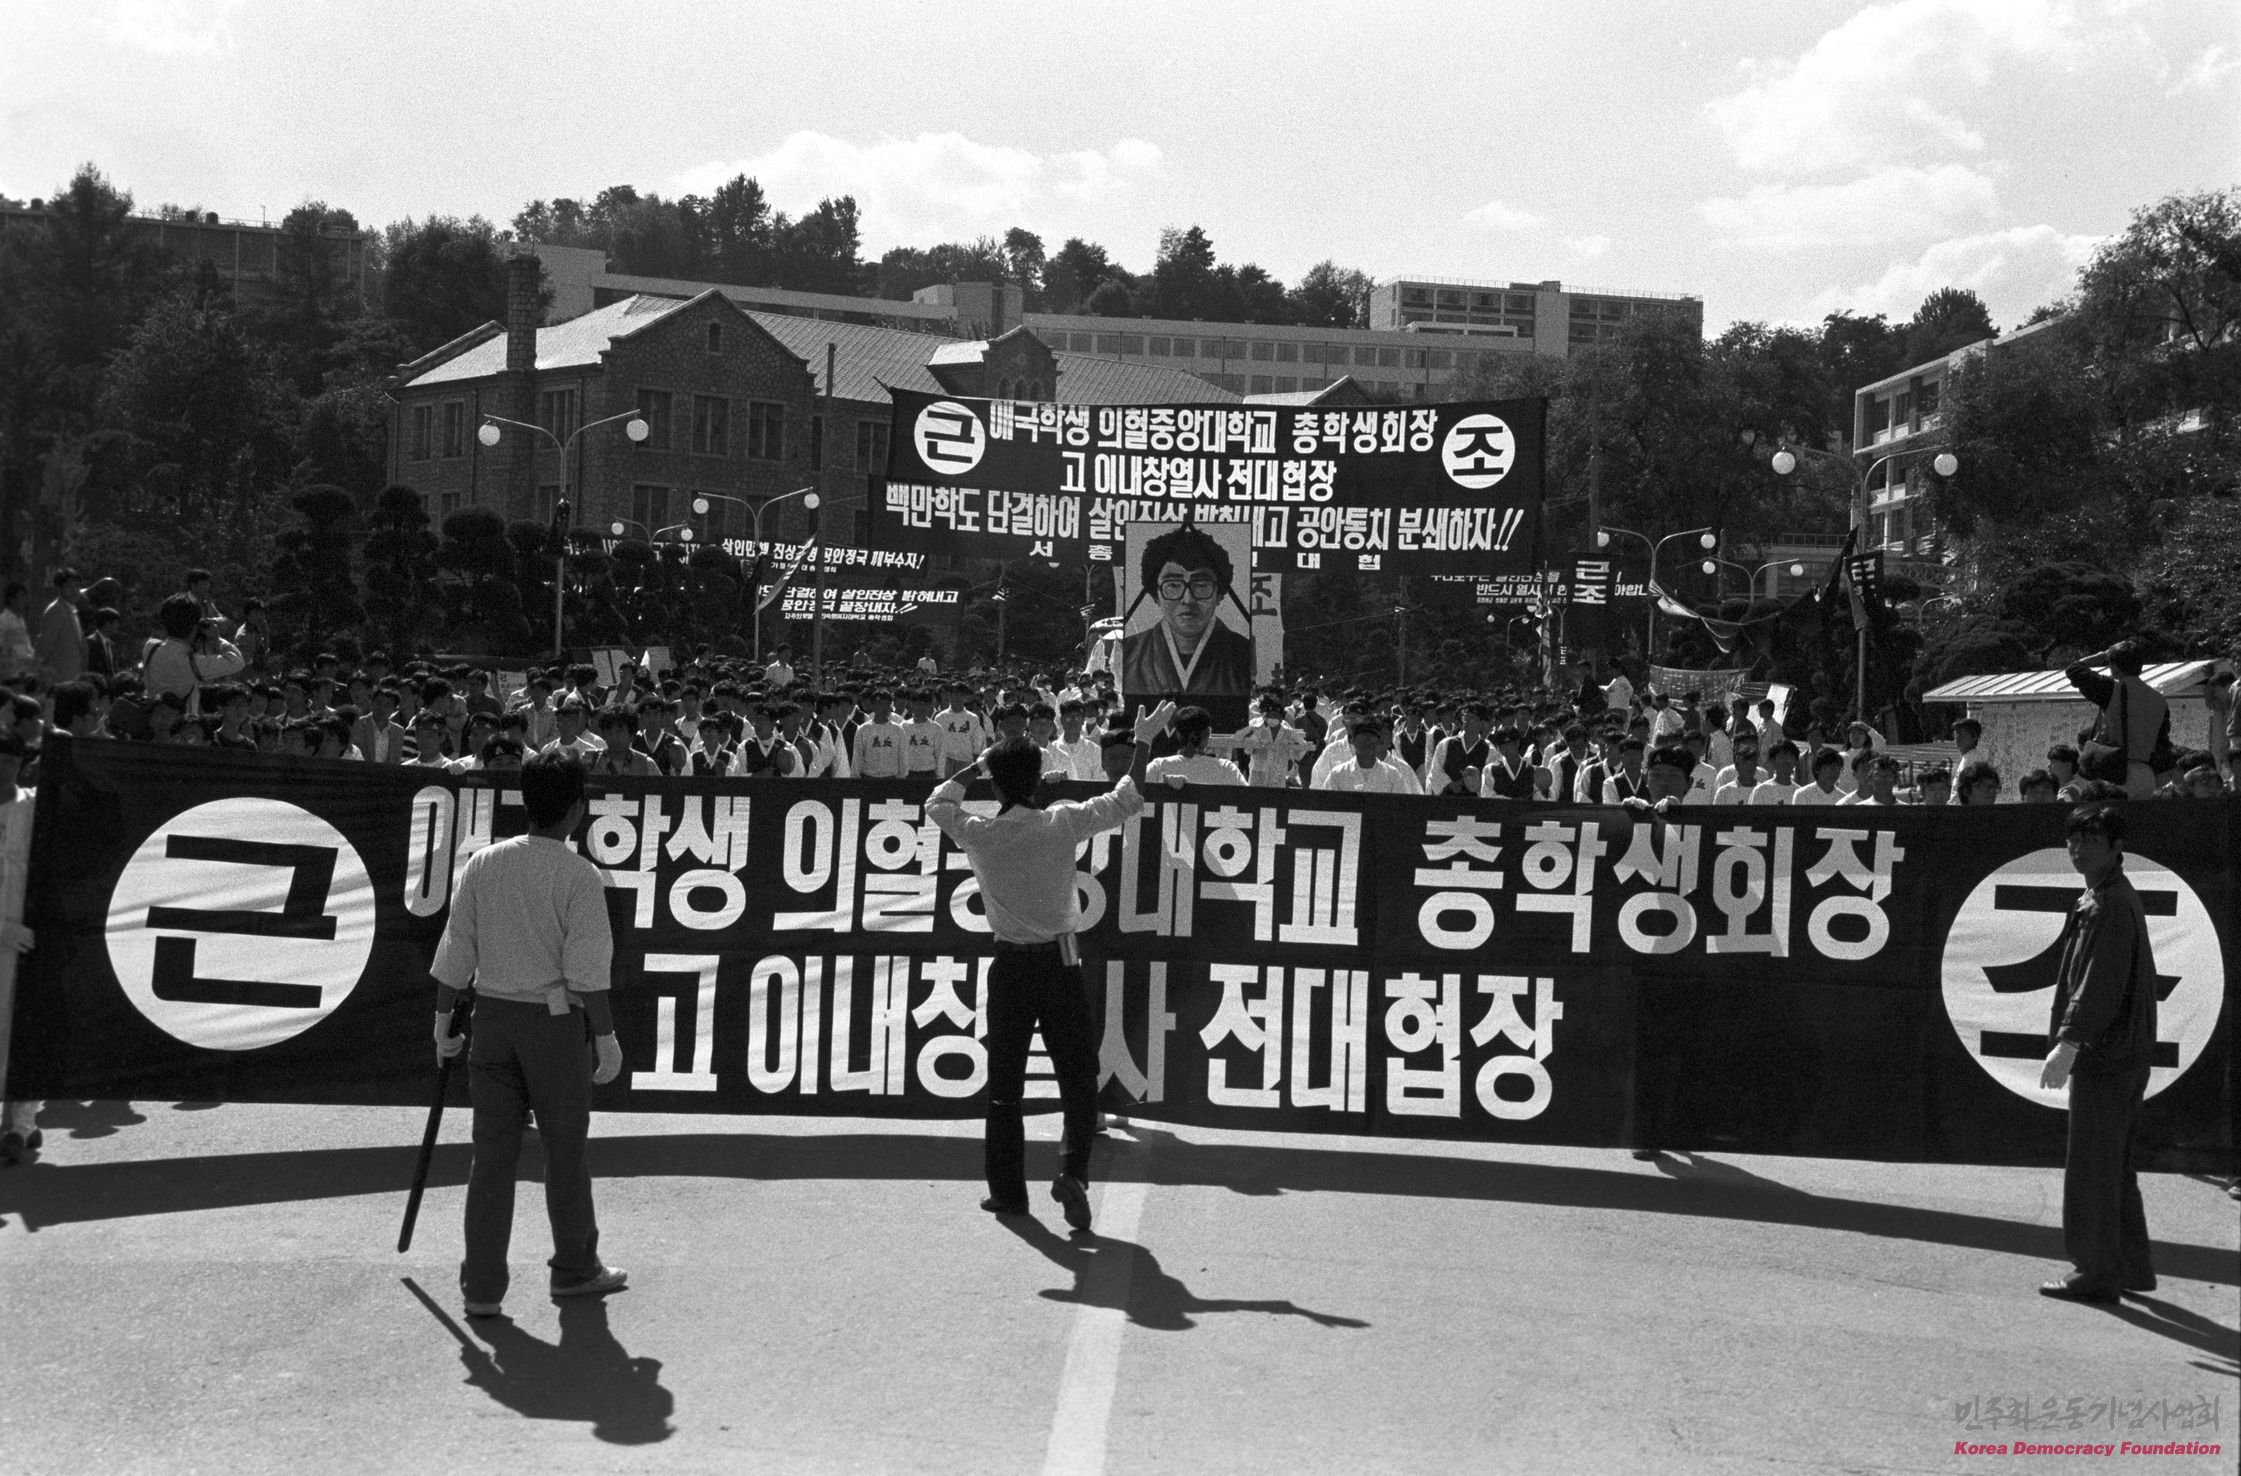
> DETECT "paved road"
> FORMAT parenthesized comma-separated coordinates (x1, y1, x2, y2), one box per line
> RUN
(1, 1101, 2233, 1475)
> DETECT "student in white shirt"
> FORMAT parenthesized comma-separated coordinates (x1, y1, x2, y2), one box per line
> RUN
(1750, 741, 1801, 804)
(1849, 753, 1903, 806)
(1146, 705, 1245, 787)
(933, 681, 989, 778)
(1318, 721, 1423, 794)
(1041, 699, 1104, 782)
(900, 689, 945, 778)
(1790, 748, 1850, 805)
(850, 690, 909, 780)
(1600, 737, 1653, 803)
(1618, 743, 1699, 815)
(1232, 693, 1313, 788)
(1712, 735, 1766, 805)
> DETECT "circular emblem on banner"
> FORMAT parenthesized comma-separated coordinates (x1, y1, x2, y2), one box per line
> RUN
(1441, 413, 1516, 491)
(1938, 848, 2223, 1107)
(105, 798, 376, 1052)
(914, 399, 986, 476)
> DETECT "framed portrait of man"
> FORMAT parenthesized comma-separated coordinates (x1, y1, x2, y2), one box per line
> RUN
(1119, 520, 1255, 733)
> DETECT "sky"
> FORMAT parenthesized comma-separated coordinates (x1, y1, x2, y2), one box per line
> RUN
(4, 0, 2236, 333)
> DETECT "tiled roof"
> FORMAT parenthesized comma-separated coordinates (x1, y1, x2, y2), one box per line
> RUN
(746, 312, 947, 405)
(1053, 353, 1238, 404)
(402, 294, 689, 386)
(1922, 661, 2215, 704)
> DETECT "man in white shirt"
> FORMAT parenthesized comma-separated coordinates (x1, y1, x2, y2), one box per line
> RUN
(1750, 741, 1801, 804)
(1618, 744, 1699, 815)
(431, 753, 627, 1318)
(1041, 700, 1104, 782)
(539, 698, 606, 763)
(762, 643, 796, 688)
(901, 689, 945, 779)
(1147, 705, 1245, 787)
(1790, 748, 1850, 805)
(1230, 693, 1312, 788)
(1712, 735, 1764, 805)
(1319, 721, 1423, 794)
(850, 690, 908, 780)
(0, 732, 42, 1163)
(933, 681, 989, 779)
(926, 705, 1171, 1227)
(1602, 664, 1635, 715)
(1600, 737, 1652, 803)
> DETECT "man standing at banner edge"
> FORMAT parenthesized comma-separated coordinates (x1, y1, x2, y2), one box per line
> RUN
(2036, 801, 2161, 1304)
(431, 752, 629, 1319)
(928, 701, 1175, 1230)
(1121, 524, 1254, 731)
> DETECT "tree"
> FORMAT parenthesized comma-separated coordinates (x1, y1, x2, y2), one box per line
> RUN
(1003, 228, 1047, 308)
(359, 485, 441, 656)
(1902, 286, 1995, 367)
(97, 292, 292, 526)
(381, 216, 522, 359)
(2072, 187, 2241, 433)
(1045, 238, 1123, 314)
(269, 484, 363, 658)
(1288, 261, 1374, 329)
(437, 506, 532, 651)
(257, 200, 362, 396)
(1150, 226, 1220, 319)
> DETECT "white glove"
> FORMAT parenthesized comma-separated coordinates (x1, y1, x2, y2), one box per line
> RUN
(591, 1033, 623, 1085)
(1132, 700, 1177, 746)
(433, 1011, 464, 1062)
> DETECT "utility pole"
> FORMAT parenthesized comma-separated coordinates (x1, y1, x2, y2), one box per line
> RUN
(811, 342, 834, 683)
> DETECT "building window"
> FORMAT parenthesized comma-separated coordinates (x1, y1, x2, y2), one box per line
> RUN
(636, 389, 673, 449)
(632, 484, 670, 533)
(535, 484, 562, 526)
(1354, 346, 1379, 366)
(692, 394, 730, 455)
(857, 419, 890, 474)
(441, 401, 465, 458)
(1170, 338, 1195, 358)
(1405, 349, 1428, 369)
(747, 401, 785, 461)
(1428, 350, 1452, 370)
(1147, 337, 1171, 355)
(1094, 334, 1120, 353)
(706, 322, 723, 354)
(695, 494, 731, 539)
(1275, 342, 1299, 363)
(1249, 375, 1274, 394)
(410, 404, 432, 459)
(440, 491, 462, 518)
(1275, 376, 1298, 393)
(1249, 341, 1273, 361)
(1378, 348, 1401, 368)
(538, 388, 576, 444)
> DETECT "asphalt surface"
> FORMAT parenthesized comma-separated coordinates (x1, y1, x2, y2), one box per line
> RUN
(0, 1100, 2233, 1475)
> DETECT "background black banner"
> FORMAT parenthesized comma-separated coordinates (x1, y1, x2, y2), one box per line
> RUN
(13, 743, 2234, 1170)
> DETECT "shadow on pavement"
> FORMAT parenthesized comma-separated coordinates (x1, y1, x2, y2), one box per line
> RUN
(997, 1213, 1369, 1332)
(402, 1277, 673, 1444)
(2094, 1293, 2241, 1375)
(5, 1125, 2236, 1293)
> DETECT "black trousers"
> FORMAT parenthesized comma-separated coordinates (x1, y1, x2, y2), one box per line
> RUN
(462, 998, 602, 1304)
(983, 949, 1099, 1204)
(2063, 1063, 2153, 1289)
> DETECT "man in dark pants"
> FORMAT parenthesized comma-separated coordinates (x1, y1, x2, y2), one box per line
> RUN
(2037, 801, 2160, 1303)
(928, 706, 1172, 1230)
(432, 753, 629, 1318)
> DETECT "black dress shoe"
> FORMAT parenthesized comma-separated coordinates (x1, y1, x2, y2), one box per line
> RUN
(980, 1195, 1030, 1217)
(2039, 1276, 2120, 1304)
(1630, 1148, 1659, 1161)
(2121, 1272, 2157, 1294)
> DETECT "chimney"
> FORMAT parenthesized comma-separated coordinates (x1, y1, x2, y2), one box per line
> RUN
(506, 252, 542, 373)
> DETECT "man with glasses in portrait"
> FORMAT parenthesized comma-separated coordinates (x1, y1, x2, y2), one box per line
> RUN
(1119, 526, 1255, 709)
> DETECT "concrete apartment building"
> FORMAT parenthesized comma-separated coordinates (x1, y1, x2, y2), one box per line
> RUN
(0, 200, 369, 308)
(531, 246, 1702, 403)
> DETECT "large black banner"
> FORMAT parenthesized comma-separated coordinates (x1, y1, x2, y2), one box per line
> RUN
(12, 744, 2234, 1170)
(877, 390, 1546, 576)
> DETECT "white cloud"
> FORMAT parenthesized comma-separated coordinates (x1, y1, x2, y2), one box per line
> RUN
(672, 132, 1163, 248)
(1568, 235, 1612, 258)
(1705, 0, 2085, 174)
(1462, 198, 1545, 231)
(1701, 163, 2000, 251)
(2169, 43, 2240, 95)
(106, 0, 244, 55)
(1802, 223, 2104, 326)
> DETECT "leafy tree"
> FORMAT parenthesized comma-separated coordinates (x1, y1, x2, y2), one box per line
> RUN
(2139, 489, 2241, 654)
(437, 506, 531, 651)
(2072, 187, 2241, 433)
(1045, 238, 1124, 313)
(97, 292, 293, 525)
(359, 485, 440, 656)
(256, 200, 362, 395)
(1901, 286, 1995, 367)
(381, 216, 523, 359)
(1288, 261, 1375, 329)
(1002, 228, 1047, 308)
(872, 237, 1011, 301)
(269, 483, 363, 658)
(1083, 278, 1138, 317)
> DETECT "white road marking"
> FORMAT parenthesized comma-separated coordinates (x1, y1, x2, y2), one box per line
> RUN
(1041, 1166, 1150, 1476)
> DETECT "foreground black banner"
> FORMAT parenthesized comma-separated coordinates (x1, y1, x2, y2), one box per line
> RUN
(13, 744, 2234, 1170)
(877, 390, 1546, 576)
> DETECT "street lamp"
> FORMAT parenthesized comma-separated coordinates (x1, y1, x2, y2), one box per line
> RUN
(1771, 443, 1959, 717)
(478, 408, 650, 656)
(695, 487, 819, 658)
(1597, 523, 1716, 657)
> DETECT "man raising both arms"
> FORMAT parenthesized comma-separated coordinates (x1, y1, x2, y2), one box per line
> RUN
(927, 703, 1174, 1230)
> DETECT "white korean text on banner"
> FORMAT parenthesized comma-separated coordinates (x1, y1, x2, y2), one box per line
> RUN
(879, 391, 1546, 576)
(12, 744, 2233, 1174)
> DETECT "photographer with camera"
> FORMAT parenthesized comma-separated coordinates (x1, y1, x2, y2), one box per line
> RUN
(142, 593, 245, 715)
